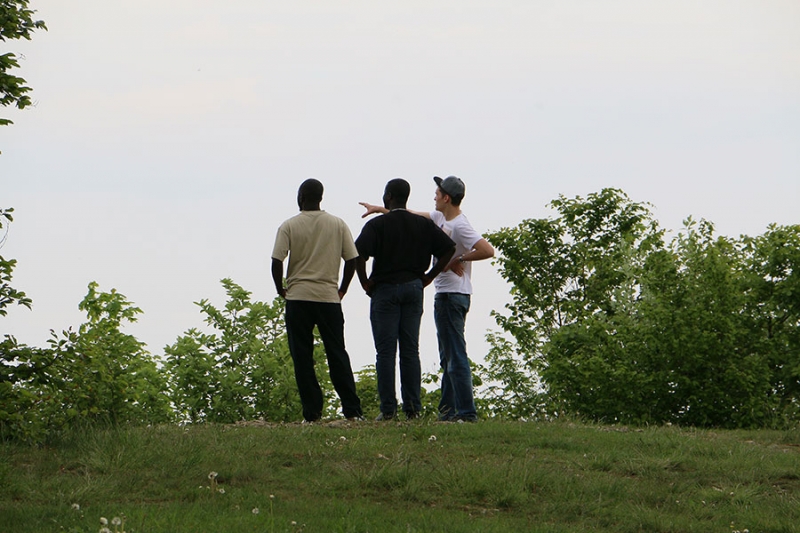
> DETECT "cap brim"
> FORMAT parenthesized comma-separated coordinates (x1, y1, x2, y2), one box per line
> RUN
(433, 176, 443, 186)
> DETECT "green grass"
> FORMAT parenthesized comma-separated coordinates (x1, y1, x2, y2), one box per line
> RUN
(2, 419, 799, 532)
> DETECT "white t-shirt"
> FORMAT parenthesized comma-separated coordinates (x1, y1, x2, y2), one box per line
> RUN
(430, 210, 482, 295)
(272, 210, 359, 303)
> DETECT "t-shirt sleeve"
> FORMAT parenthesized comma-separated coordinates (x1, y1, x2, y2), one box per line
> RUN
(455, 217, 483, 251)
(355, 221, 376, 258)
(272, 223, 290, 261)
(341, 221, 359, 261)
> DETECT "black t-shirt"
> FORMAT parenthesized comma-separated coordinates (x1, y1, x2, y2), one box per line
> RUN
(355, 210, 455, 285)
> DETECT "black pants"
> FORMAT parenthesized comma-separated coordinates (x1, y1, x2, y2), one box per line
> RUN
(285, 299, 362, 421)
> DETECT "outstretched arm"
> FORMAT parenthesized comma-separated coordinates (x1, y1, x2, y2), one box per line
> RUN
(445, 238, 495, 276)
(359, 202, 387, 218)
(339, 258, 356, 299)
(359, 202, 431, 219)
(271, 258, 287, 298)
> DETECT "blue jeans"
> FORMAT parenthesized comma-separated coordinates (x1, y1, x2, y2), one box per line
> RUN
(369, 279, 424, 416)
(434, 292, 477, 421)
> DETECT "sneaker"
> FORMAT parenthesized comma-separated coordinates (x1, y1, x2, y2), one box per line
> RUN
(375, 412, 395, 421)
(405, 411, 421, 420)
(346, 415, 365, 422)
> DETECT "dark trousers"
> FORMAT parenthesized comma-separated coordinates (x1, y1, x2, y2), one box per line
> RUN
(285, 300, 362, 421)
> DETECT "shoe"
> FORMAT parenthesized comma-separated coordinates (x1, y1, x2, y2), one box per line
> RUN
(346, 415, 365, 422)
(405, 411, 421, 420)
(453, 415, 478, 423)
(375, 412, 395, 421)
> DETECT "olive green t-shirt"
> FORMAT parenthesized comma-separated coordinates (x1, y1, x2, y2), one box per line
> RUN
(271, 210, 358, 303)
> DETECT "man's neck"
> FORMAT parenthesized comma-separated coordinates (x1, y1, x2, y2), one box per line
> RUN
(441, 204, 461, 221)
(386, 201, 407, 211)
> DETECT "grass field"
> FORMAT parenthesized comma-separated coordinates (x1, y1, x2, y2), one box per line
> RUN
(2, 419, 799, 532)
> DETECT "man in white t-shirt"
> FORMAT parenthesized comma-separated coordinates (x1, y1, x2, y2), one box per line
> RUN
(272, 178, 363, 423)
(359, 175, 494, 421)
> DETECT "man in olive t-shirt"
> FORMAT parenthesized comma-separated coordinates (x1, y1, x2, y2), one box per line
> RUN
(271, 179, 362, 422)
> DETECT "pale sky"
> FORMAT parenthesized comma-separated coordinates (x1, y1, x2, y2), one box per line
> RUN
(2, 1, 799, 375)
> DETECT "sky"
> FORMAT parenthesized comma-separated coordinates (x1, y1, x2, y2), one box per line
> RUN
(2, 1, 799, 376)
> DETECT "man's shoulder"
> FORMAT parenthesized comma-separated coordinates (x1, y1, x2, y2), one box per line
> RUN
(453, 212, 474, 229)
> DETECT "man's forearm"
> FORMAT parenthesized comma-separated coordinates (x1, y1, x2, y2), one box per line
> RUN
(340, 258, 356, 294)
(426, 247, 456, 280)
(271, 258, 286, 296)
(459, 238, 495, 262)
(355, 256, 369, 288)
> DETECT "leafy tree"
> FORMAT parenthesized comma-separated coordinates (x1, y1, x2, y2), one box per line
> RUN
(1, 0, 47, 126)
(0, 207, 31, 315)
(163, 279, 313, 423)
(485, 189, 663, 421)
(0, 206, 38, 440)
(739, 224, 800, 422)
(485, 189, 798, 428)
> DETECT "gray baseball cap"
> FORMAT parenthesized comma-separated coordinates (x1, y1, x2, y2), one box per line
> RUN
(433, 175, 465, 200)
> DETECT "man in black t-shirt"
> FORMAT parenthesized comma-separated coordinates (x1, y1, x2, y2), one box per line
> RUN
(355, 178, 455, 420)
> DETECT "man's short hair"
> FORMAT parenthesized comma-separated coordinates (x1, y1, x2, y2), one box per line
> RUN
(299, 178, 324, 203)
(385, 178, 410, 204)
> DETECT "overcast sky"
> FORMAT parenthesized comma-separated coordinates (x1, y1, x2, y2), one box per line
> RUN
(2, 1, 798, 374)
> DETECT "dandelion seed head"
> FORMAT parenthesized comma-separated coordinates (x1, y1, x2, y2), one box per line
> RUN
(208, 471, 218, 480)
(100, 517, 108, 525)
(270, 494, 275, 499)
(339, 436, 347, 442)
(71, 503, 80, 511)
(218, 488, 225, 494)
(252, 507, 260, 514)
(428, 435, 437, 442)
(112, 517, 122, 526)
(100, 528, 111, 533)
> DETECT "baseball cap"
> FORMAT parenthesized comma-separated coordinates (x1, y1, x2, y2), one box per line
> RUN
(433, 175, 465, 200)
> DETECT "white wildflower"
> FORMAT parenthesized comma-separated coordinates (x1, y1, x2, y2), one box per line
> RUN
(218, 488, 225, 494)
(252, 507, 260, 515)
(208, 471, 218, 480)
(111, 517, 122, 526)
(428, 435, 437, 442)
(71, 503, 80, 511)
(100, 517, 108, 525)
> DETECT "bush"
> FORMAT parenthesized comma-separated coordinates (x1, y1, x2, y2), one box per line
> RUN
(485, 189, 800, 428)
